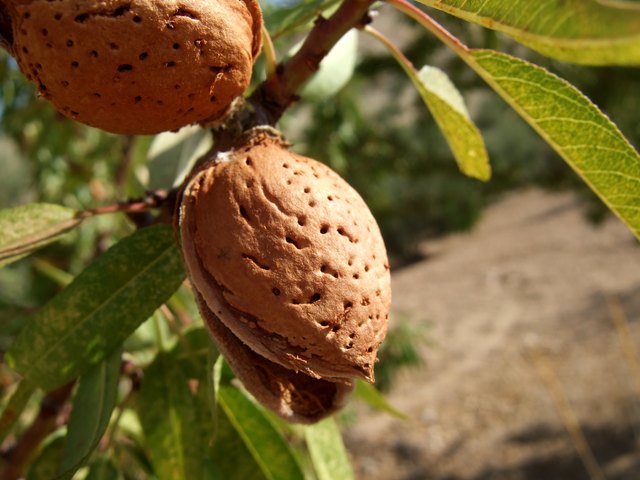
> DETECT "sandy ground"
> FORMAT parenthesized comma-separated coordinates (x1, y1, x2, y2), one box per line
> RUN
(346, 189, 640, 480)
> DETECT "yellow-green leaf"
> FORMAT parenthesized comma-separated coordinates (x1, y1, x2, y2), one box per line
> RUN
(416, 65, 491, 180)
(364, 26, 490, 181)
(216, 386, 305, 480)
(354, 380, 408, 419)
(417, 0, 640, 65)
(464, 49, 640, 239)
(0, 203, 81, 268)
(138, 352, 205, 480)
(305, 419, 353, 480)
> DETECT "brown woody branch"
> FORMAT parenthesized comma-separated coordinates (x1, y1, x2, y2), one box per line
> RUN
(0, 382, 74, 480)
(248, 0, 375, 125)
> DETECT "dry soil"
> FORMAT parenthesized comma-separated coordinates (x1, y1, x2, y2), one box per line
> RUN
(347, 189, 640, 480)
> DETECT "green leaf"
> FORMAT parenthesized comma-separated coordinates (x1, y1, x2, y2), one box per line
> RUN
(171, 327, 213, 380)
(147, 126, 213, 190)
(417, 0, 640, 65)
(137, 352, 205, 480)
(27, 430, 66, 480)
(464, 49, 640, 240)
(301, 29, 358, 102)
(56, 349, 122, 480)
(0, 380, 36, 446)
(85, 458, 122, 480)
(0, 203, 81, 268)
(263, 0, 339, 38)
(216, 386, 305, 480)
(210, 401, 267, 480)
(354, 380, 408, 419)
(208, 349, 225, 420)
(416, 65, 490, 180)
(6, 225, 185, 390)
(304, 418, 353, 480)
(365, 27, 490, 181)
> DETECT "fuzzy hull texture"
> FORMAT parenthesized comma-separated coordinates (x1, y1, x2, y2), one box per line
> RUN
(179, 132, 391, 422)
(9, 0, 262, 134)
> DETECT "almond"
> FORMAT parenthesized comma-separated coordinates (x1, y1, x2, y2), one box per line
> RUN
(8, 0, 262, 134)
(178, 130, 391, 421)
(196, 290, 354, 423)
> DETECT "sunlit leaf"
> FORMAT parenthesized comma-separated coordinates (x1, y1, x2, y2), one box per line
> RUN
(138, 352, 206, 480)
(366, 27, 490, 181)
(305, 418, 353, 480)
(56, 350, 122, 480)
(210, 401, 267, 480)
(0, 203, 81, 268)
(216, 386, 305, 480)
(417, 0, 640, 65)
(416, 65, 490, 180)
(464, 49, 640, 239)
(354, 380, 408, 419)
(6, 225, 185, 390)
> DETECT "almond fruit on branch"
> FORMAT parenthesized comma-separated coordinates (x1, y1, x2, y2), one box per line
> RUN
(4, 0, 262, 134)
(178, 130, 391, 422)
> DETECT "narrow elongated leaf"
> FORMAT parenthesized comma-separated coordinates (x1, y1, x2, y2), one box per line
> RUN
(417, 0, 640, 65)
(304, 418, 353, 480)
(463, 49, 640, 239)
(6, 225, 185, 390)
(217, 386, 305, 480)
(210, 405, 267, 480)
(138, 352, 205, 480)
(57, 349, 122, 480)
(354, 380, 408, 419)
(366, 26, 490, 180)
(0, 203, 81, 268)
(0, 380, 36, 445)
(416, 65, 490, 180)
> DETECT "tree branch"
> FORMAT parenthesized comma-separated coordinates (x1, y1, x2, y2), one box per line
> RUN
(0, 382, 74, 480)
(248, 0, 374, 125)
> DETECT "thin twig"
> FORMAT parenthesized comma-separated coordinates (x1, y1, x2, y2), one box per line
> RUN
(249, 0, 375, 124)
(385, 0, 469, 54)
(78, 189, 171, 219)
(363, 26, 417, 75)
